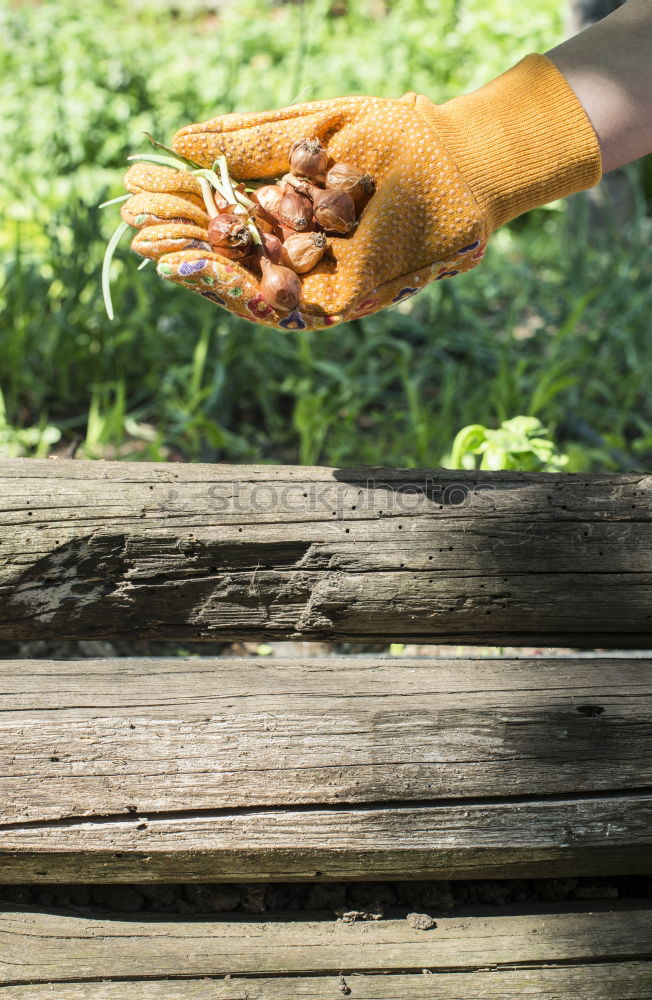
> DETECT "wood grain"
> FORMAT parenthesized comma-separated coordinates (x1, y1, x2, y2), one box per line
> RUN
(1, 657, 650, 881)
(3, 799, 650, 882)
(5, 966, 652, 1000)
(1, 904, 650, 987)
(1, 459, 652, 645)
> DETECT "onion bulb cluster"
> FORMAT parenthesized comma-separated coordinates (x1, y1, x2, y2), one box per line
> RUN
(206, 137, 375, 313)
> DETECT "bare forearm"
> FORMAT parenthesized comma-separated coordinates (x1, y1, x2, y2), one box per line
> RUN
(546, 0, 652, 173)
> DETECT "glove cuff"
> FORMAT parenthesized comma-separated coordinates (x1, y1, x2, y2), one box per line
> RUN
(415, 53, 602, 232)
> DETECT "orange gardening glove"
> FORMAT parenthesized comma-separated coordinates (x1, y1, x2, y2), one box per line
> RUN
(121, 54, 601, 331)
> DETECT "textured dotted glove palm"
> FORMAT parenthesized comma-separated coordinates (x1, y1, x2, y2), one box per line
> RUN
(121, 55, 601, 331)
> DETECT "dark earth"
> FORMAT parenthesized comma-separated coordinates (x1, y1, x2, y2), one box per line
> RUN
(2, 874, 649, 919)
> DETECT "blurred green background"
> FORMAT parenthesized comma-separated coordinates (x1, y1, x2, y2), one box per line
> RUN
(1, 0, 650, 470)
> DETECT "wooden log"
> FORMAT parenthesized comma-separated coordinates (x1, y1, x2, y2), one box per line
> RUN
(0, 459, 651, 647)
(1, 657, 650, 881)
(1, 903, 650, 990)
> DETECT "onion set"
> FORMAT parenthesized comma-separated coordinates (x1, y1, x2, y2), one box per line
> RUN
(102, 133, 375, 319)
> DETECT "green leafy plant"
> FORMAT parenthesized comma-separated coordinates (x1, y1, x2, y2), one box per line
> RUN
(446, 416, 569, 472)
(0, 388, 61, 458)
(1, 0, 650, 471)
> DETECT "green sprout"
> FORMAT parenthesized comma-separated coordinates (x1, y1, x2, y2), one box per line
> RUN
(101, 135, 265, 320)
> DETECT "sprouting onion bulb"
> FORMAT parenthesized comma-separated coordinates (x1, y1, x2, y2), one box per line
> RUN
(311, 188, 356, 234)
(207, 214, 253, 256)
(260, 259, 301, 312)
(282, 231, 327, 273)
(278, 184, 313, 232)
(260, 231, 285, 265)
(325, 162, 375, 207)
(254, 184, 284, 217)
(103, 131, 375, 319)
(289, 138, 328, 179)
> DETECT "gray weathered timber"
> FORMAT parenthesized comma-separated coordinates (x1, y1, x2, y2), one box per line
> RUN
(6, 966, 652, 999)
(2, 796, 649, 883)
(1, 657, 650, 881)
(1, 458, 652, 645)
(1, 657, 650, 816)
(1, 904, 650, 986)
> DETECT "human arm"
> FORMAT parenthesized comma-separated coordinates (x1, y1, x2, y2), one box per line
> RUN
(125, 11, 650, 328)
(546, 0, 652, 173)
(121, 55, 603, 330)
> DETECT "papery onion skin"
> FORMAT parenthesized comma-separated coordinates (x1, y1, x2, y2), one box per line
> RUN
(289, 138, 329, 180)
(254, 184, 284, 217)
(260, 259, 302, 312)
(278, 184, 314, 232)
(207, 213, 252, 253)
(214, 244, 252, 261)
(260, 231, 285, 265)
(325, 162, 375, 208)
(311, 188, 357, 234)
(281, 231, 328, 273)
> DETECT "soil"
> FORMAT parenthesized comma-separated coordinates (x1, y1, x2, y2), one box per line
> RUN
(1, 876, 649, 919)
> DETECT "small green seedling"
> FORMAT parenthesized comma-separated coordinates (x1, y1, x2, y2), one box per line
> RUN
(447, 416, 569, 472)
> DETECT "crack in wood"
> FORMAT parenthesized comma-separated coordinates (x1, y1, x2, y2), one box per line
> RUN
(2, 788, 651, 832)
(4, 955, 652, 988)
(3, 462, 652, 643)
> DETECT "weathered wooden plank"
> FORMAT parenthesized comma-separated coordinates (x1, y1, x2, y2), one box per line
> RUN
(1, 904, 650, 986)
(1, 458, 651, 645)
(2, 795, 650, 882)
(5, 965, 652, 999)
(1, 656, 650, 819)
(1, 656, 650, 881)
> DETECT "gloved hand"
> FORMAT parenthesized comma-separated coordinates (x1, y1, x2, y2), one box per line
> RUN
(121, 54, 601, 330)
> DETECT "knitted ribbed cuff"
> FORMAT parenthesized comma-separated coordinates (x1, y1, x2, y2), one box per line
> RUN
(415, 53, 602, 232)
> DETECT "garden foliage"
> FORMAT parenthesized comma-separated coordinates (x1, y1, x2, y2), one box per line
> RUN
(1, 0, 650, 469)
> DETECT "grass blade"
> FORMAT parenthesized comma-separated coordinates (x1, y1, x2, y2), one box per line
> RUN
(127, 153, 191, 170)
(99, 193, 131, 209)
(143, 131, 203, 169)
(102, 220, 130, 321)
